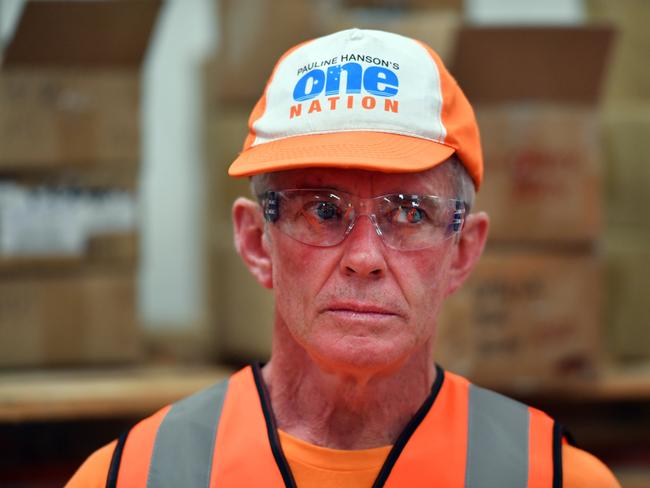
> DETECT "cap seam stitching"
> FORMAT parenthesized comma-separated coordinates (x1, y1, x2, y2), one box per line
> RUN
(251, 128, 457, 148)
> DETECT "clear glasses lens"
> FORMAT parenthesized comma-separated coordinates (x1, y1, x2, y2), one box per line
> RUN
(264, 189, 463, 250)
(277, 190, 351, 246)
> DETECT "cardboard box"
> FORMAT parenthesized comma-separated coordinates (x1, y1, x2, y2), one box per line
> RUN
(0, 0, 160, 167)
(602, 103, 650, 230)
(473, 104, 602, 242)
(203, 102, 276, 361)
(2, 0, 160, 69)
(587, 0, 650, 104)
(452, 27, 614, 244)
(86, 232, 139, 265)
(211, 244, 274, 362)
(204, 108, 271, 360)
(211, 0, 323, 102)
(435, 250, 602, 388)
(0, 268, 140, 367)
(0, 69, 140, 167)
(604, 228, 650, 363)
(204, 107, 254, 223)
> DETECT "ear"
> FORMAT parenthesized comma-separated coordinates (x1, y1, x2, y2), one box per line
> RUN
(445, 211, 489, 296)
(232, 197, 273, 289)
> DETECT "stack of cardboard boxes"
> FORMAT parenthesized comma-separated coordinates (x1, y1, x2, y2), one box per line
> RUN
(435, 26, 614, 388)
(0, 1, 159, 367)
(587, 0, 650, 364)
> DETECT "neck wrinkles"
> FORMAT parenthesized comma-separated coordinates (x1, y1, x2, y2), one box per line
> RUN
(262, 324, 437, 450)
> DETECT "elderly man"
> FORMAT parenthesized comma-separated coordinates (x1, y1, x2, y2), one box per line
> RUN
(68, 29, 620, 487)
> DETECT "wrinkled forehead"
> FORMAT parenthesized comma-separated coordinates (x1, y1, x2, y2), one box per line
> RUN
(259, 165, 455, 197)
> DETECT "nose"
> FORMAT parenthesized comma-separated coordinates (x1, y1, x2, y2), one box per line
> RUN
(339, 215, 387, 278)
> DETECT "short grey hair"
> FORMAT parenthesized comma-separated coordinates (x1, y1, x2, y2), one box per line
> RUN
(429, 155, 476, 212)
(250, 155, 476, 211)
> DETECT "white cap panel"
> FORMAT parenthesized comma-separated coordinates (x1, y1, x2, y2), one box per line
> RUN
(251, 29, 447, 146)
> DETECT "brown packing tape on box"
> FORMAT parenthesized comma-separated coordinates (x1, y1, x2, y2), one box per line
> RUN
(474, 104, 602, 243)
(0, 268, 140, 367)
(0, 69, 140, 167)
(436, 250, 602, 389)
(605, 228, 650, 362)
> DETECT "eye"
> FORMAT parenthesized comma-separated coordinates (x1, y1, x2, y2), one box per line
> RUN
(390, 205, 426, 224)
(315, 201, 338, 220)
(301, 200, 343, 224)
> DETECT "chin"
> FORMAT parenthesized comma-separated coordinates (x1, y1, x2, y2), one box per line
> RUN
(307, 334, 413, 375)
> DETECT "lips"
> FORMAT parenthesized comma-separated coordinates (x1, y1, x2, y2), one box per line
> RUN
(323, 302, 399, 316)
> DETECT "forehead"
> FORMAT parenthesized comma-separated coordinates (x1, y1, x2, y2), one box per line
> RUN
(264, 166, 453, 196)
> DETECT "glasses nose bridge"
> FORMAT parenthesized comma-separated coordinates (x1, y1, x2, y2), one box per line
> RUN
(345, 196, 383, 238)
(349, 194, 380, 217)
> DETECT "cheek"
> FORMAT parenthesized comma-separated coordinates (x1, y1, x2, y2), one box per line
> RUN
(272, 245, 304, 316)
(398, 248, 454, 328)
(270, 234, 335, 333)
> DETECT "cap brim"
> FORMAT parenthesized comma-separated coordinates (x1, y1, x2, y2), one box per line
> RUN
(228, 131, 456, 177)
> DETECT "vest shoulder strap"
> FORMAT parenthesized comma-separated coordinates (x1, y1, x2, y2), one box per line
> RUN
(466, 382, 561, 488)
(466, 384, 530, 487)
(383, 371, 560, 488)
(107, 377, 230, 488)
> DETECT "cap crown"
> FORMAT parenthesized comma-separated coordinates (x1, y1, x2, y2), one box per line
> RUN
(231, 29, 483, 189)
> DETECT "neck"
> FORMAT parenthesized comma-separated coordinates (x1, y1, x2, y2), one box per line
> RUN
(262, 321, 437, 450)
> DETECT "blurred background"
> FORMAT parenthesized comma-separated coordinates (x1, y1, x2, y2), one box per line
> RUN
(0, 0, 648, 486)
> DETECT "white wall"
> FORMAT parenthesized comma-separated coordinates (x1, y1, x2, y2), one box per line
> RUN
(139, 0, 218, 329)
(0, 0, 26, 50)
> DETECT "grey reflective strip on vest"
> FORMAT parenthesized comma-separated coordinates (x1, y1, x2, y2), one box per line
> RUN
(465, 384, 530, 488)
(147, 378, 229, 488)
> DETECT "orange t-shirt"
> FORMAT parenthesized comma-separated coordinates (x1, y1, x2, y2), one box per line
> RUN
(66, 429, 621, 488)
(278, 430, 392, 488)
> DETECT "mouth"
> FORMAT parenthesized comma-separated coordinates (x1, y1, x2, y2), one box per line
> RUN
(323, 303, 400, 318)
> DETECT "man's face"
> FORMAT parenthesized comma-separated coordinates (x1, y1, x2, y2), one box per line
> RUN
(263, 168, 460, 374)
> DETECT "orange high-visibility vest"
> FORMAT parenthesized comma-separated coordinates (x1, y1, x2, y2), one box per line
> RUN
(107, 364, 564, 488)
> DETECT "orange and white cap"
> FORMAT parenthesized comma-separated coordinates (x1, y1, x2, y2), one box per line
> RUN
(228, 28, 483, 189)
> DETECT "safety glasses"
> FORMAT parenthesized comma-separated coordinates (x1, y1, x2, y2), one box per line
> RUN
(259, 189, 466, 251)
